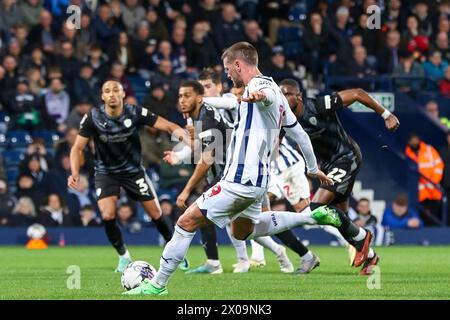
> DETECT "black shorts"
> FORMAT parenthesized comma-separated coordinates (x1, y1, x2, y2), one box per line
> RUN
(94, 170, 156, 202)
(321, 156, 362, 204)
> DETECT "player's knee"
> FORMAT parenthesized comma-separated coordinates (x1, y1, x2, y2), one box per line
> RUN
(176, 209, 198, 233)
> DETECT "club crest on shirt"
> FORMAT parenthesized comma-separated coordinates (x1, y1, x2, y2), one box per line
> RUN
(96, 188, 102, 197)
(124, 119, 132, 128)
(309, 116, 318, 126)
(208, 184, 221, 197)
(99, 134, 108, 142)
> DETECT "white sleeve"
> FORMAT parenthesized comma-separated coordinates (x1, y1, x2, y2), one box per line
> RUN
(173, 144, 192, 163)
(203, 95, 238, 110)
(282, 107, 318, 174)
(247, 77, 276, 108)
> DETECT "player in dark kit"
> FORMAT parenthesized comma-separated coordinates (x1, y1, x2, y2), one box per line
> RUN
(68, 80, 192, 272)
(279, 79, 400, 275)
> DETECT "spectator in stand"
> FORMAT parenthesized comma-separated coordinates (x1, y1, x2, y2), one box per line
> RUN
(67, 99, 92, 130)
(132, 21, 158, 75)
(106, 61, 135, 98)
(80, 205, 101, 227)
(353, 198, 378, 228)
(4, 78, 47, 132)
(145, 8, 170, 41)
(6, 39, 24, 67)
(108, 32, 136, 73)
(2, 55, 20, 94)
(382, 193, 423, 229)
(121, 0, 146, 34)
(19, 155, 47, 190)
(171, 27, 187, 70)
(186, 21, 219, 73)
(38, 193, 74, 227)
(0, 179, 16, 227)
(55, 41, 82, 85)
(382, 0, 407, 32)
(44, 77, 70, 133)
(117, 202, 139, 230)
(377, 30, 402, 74)
(261, 46, 301, 84)
(11, 24, 31, 55)
(349, 45, 377, 78)
(333, 6, 354, 44)
(244, 20, 272, 65)
(143, 83, 177, 121)
(140, 126, 173, 168)
(75, 12, 97, 61)
(43, 153, 72, 198)
(413, 1, 433, 37)
(431, 32, 450, 64)
(440, 131, 450, 226)
(92, 4, 121, 51)
(393, 51, 425, 92)
(73, 64, 100, 107)
(159, 194, 179, 226)
(152, 40, 186, 77)
(15, 174, 45, 210)
(27, 10, 57, 56)
(405, 133, 444, 226)
(423, 51, 449, 85)
(213, 3, 245, 53)
(402, 15, 425, 48)
(8, 197, 37, 227)
(0, 0, 24, 35)
(439, 66, 450, 98)
(19, 0, 44, 30)
(85, 45, 109, 81)
(19, 138, 53, 173)
(25, 67, 46, 96)
(66, 174, 96, 224)
(150, 59, 181, 96)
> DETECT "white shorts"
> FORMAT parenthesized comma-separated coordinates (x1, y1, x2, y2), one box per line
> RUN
(196, 180, 266, 229)
(267, 160, 310, 205)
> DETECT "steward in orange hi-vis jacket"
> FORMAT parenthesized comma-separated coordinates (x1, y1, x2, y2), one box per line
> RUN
(406, 140, 444, 202)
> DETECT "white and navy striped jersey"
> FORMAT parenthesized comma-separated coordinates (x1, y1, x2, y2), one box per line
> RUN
(271, 137, 303, 175)
(222, 75, 287, 188)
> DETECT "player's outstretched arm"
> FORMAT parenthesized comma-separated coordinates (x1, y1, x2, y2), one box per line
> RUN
(152, 116, 194, 148)
(68, 135, 89, 190)
(176, 150, 214, 210)
(338, 89, 400, 131)
(203, 95, 239, 110)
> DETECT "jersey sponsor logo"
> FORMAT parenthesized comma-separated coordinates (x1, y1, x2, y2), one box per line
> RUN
(255, 79, 272, 88)
(124, 119, 132, 128)
(324, 95, 331, 109)
(96, 188, 102, 197)
(141, 108, 148, 116)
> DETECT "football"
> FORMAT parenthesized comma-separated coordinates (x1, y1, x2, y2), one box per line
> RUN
(121, 261, 157, 291)
(26, 224, 47, 240)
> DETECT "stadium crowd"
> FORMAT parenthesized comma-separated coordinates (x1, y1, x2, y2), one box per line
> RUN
(0, 0, 449, 230)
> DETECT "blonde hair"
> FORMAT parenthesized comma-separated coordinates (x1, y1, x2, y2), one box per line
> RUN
(13, 197, 36, 217)
(221, 42, 258, 66)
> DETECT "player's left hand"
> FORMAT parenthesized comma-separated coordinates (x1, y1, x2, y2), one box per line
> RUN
(176, 190, 190, 210)
(308, 170, 334, 186)
(242, 91, 266, 103)
(385, 113, 400, 131)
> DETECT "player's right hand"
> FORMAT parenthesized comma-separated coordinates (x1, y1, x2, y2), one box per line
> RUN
(67, 174, 79, 190)
(176, 190, 190, 210)
(163, 151, 180, 165)
(385, 113, 400, 131)
(308, 170, 334, 186)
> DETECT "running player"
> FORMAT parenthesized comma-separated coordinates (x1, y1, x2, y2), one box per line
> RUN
(279, 79, 400, 275)
(165, 80, 294, 274)
(124, 42, 341, 295)
(68, 80, 191, 272)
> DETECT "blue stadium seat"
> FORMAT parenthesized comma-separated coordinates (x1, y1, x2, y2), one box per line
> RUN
(278, 27, 303, 59)
(6, 131, 33, 148)
(0, 112, 10, 134)
(6, 167, 19, 184)
(33, 130, 60, 147)
(1, 150, 25, 167)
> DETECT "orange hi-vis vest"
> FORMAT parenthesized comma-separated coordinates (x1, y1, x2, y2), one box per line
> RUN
(405, 141, 444, 202)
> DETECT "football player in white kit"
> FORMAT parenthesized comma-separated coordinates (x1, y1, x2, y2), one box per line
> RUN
(124, 42, 341, 295)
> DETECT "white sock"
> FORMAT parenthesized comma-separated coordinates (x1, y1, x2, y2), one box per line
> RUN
(152, 225, 195, 288)
(368, 248, 375, 259)
(206, 259, 221, 267)
(302, 250, 313, 261)
(353, 228, 367, 242)
(254, 237, 281, 256)
(226, 224, 248, 261)
(120, 250, 131, 260)
(250, 239, 265, 261)
(248, 207, 315, 239)
(321, 225, 349, 246)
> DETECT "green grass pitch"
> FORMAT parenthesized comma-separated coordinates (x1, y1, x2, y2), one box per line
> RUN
(0, 245, 449, 300)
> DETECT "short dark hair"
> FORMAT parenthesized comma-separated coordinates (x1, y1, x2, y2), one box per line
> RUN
(279, 79, 300, 90)
(221, 41, 258, 66)
(198, 68, 221, 84)
(180, 80, 205, 95)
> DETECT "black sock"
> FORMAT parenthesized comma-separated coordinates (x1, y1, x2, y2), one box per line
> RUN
(201, 223, 219, 260)
(275, 230, 308, 257)
(104, 219, 126, 255)
(153, 215, 174, 242)
(310, 202, 359, 247)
